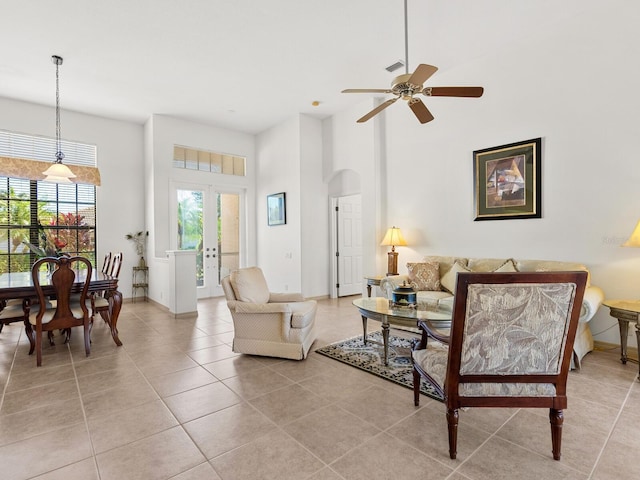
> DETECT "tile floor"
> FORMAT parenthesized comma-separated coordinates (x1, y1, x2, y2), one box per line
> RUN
(0, 296, 638, 480)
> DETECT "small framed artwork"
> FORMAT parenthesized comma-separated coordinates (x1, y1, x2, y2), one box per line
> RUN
(473, 137, 542, 221)
(267, 192, 286, 226)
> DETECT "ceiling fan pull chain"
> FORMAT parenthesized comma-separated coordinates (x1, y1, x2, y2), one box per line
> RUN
(404, 0, 409, 74)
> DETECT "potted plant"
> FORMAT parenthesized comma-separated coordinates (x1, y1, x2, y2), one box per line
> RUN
(125, 231, 148, 267)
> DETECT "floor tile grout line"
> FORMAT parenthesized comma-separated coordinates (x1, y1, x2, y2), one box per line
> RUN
(68, 342, 103, 480)
(0, 327, 22, 414)
(586, 378, 635, 479)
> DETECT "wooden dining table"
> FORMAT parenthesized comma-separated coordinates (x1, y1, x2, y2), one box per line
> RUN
(0, 270, 124, 346)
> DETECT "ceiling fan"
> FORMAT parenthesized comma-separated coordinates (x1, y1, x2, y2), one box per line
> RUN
(342, 0, 484, 124)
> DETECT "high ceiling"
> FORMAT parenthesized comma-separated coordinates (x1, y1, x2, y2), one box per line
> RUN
(0, 0, 584, 134)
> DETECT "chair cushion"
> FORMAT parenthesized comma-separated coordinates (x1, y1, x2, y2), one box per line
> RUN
(412, 341, 449, 388)
(407, 262, 440, 291)
(412, 342, 557, 397)
(0, 303, 24, 321)
(28, 304, 86, 325)
(230, 267, 270, 304)
(493, 259, 518, 273)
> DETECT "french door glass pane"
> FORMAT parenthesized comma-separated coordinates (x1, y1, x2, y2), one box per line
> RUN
(217, 193, 239, 284)
(177, 189, 204, 286)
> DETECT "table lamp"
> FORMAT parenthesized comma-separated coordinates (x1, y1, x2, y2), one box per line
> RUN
(623, 220, 640, 247)
(380, 226, 407, 276)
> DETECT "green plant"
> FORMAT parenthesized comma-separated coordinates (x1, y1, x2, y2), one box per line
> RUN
(125, 230, 148, 257)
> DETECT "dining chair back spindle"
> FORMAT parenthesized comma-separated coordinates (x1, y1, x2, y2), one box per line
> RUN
(101, 252, 113, 275)
(109, 252, 123, 278)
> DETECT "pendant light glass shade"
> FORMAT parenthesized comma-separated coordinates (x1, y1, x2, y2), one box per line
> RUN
(42, 162, 76, 179)
(43, 55, 75, 183)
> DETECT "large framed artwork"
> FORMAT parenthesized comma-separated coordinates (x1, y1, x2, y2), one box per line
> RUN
(267, 192, 286, 226)
(473, 137, 542, 221)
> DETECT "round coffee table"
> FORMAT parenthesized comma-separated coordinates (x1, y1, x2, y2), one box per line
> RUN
(352, 297, 452, 365)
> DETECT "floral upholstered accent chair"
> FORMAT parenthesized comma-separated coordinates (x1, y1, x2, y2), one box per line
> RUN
(412, 271, 587, 461)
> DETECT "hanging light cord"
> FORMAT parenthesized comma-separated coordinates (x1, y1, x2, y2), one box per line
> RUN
(54, 55, 64, 164)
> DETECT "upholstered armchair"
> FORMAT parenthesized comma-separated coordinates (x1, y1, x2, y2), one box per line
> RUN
(221, 267, 317, 360)
(412, 271, 587, 461)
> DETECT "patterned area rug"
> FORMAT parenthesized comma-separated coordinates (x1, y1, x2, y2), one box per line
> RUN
(315, 332, 444, 402)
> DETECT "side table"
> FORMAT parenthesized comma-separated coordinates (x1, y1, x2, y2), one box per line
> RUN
(132, 266, 149, 302)
(602, 299, 640, 381)
(363, 275, 386, 297)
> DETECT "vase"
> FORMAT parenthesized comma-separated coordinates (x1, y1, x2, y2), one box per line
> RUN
(139, 256, 146, 267)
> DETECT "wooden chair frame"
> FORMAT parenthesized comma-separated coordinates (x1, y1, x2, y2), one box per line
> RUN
(26, 256, 93, 366)
(413, 271, 587, 460)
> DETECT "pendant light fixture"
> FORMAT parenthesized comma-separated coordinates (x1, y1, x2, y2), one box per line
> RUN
(42, 55, 76, 184)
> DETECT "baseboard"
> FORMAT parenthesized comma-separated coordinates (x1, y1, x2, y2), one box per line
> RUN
(307, 294, 330, 301)
(593, 340, 638, 358)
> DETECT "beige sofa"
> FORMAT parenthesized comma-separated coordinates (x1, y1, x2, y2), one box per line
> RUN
(379, 256, 604, 368)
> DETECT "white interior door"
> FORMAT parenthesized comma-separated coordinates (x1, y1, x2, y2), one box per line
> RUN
(172, 182, 243, 298)
(336, 194, 362, 297)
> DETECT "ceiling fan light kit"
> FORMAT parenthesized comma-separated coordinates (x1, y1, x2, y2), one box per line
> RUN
(342, 0, 484, 124)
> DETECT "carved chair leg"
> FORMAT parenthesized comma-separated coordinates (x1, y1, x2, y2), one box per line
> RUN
(447, 408, 459, 459)
(24, 321, 35, 355)
(35, 324, 42, 367)
(549, 408, 564, 460)
(413, 368, 421, 406)
(84, 322, 91, 357)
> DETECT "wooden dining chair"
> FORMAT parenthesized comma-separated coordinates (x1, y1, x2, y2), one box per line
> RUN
(0, 298, 28, 333)
(90, 252, 123, 321)
(26, 256, 93, 366)
(411, 271, 587, 461)
(101, 252, 113, 275)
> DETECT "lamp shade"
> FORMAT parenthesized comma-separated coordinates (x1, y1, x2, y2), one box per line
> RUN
(380, 227, 407, 247)
(42, 174, 73, 184)
(42, 162, 76, 179)
(623, 220, 640, 247)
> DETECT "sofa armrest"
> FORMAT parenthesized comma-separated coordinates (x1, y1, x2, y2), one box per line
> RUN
(233, 302, 292, 314)
(379, 275, 409, 299)
(579, 285, 604, 323)
(269, 292, 305, 303)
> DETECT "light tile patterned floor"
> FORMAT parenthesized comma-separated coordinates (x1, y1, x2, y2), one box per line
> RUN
(0, 296, 638, 479)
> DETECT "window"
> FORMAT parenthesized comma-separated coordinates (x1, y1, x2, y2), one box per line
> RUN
(173, 146, 245, 176)
(0, 131, 97, 274)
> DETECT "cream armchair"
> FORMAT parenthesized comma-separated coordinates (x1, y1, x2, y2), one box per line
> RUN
(221, 267, 317, 360)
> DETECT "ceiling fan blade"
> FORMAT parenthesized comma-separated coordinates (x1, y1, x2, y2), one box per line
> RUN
(407, 64, 438, 86)
(356, 97, 399, 123)
(408, 98, 434, 124)
(423, 86, 484, 97)
(342, 88, 392, 94)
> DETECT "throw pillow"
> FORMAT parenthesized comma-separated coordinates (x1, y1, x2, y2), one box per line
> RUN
(230, 267, 270, 303)
(406, 262, 440, 291)
(493, 259, 518, 273)
(440, 261, 471, 294)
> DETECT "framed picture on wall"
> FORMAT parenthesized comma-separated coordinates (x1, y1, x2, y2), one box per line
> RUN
(473, 138, 542, 221)
(267, 192, 286, 226)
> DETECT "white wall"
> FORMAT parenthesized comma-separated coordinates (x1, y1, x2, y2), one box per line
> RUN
(323, 99, 387, 281)
(0, 96, 144, 299)
(361, 1, 640, 348)
(300, 115, 329, 297)
(256, 117, 302, 292)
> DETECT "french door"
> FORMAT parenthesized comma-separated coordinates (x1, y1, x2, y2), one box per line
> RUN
(172, 182, 243, 298)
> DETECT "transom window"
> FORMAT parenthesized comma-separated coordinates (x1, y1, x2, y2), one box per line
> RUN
(173, 146, 245, 176)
